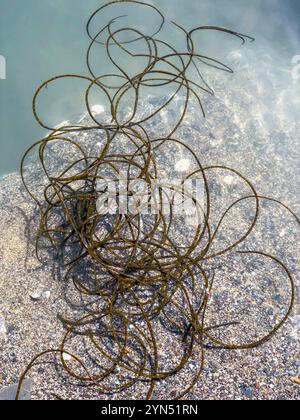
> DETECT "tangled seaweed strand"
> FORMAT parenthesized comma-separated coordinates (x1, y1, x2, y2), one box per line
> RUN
(17, 1, 299, 400)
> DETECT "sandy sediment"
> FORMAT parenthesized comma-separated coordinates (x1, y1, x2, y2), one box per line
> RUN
(0, 62, 300, 399)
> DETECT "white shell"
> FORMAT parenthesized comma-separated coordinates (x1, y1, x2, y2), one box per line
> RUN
(175, 159, 191, 172)
(91, 104, 105, 115)
(30, 292, 41, 301)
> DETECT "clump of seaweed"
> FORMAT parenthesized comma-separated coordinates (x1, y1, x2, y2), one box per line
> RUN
(17, 0, 299, 400)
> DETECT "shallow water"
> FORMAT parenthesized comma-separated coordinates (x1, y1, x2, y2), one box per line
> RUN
(0, 0, 300, 175)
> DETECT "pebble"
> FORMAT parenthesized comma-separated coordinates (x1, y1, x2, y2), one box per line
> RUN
(43, 291, 51, 300)
(7, 324, 16, 334)
(273, 294, 283, 304)
(170, 390, 177, 398)
(240, 385, 255, 399)
(210, 361, 222, 373)
(0, 314, 7, 340)
(175, 159, 191, 173)
(62, 353, 73, 362)
(30, 292, 41, 301)
(292, 378, 300, 385)
(279, 229, 286, 238)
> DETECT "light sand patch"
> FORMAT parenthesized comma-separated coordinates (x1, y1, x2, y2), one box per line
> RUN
(0, 223, 26, 267)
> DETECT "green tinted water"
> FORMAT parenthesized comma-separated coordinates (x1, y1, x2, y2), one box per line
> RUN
(0, 0, 299, 175)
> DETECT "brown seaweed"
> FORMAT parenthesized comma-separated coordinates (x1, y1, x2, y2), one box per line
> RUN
(17, 0, 298, 400)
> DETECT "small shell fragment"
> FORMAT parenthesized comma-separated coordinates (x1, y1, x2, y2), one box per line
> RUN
(62, 353, 73, 362)
(30, 292, 41, 301)
(175, 158, 191, 172)
(292, 378, 300, 385)
(43, 291, 51, 300)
